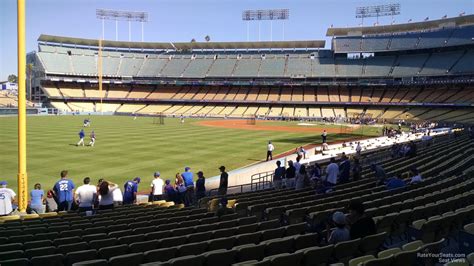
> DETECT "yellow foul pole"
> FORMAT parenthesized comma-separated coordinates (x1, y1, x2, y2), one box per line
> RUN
(17, 0, 28, 212)
(98, 39, 103, 113)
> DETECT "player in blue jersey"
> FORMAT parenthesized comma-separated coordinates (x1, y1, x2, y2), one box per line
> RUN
(77, 129, 85, 146)
(53, 170, 75, 211)
(123, 177, 141, 205)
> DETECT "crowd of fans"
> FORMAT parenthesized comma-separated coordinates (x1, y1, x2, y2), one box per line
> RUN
(0, 166, 230, 216)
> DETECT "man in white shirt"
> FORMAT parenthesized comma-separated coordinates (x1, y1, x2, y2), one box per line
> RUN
(325, 158, 339, 186)
(267, 141, 275, 161)
(74, 177, 97, 212)
(0, 181, 16, 216)
(355, 142, 362, 155)
(151, 172, 164, 201)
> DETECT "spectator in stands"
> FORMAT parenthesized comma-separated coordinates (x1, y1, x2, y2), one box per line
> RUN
(469, 127, 474, 139)
(98, 181, 118, 210)
(285, 160, 296, 188)
(182, 167, 195, 206)
(123, 177, 140, 205)
(294, 155, 302, 173)
(325, 158, 339, 188)
(150, 172, 164, 201)
(407, 141, 417, 158)
(355, 142, 362, 156)
(53, 170, 75, 211)
(175, 173, 186, 204)
(351, 158, 362, 181)
(29, 183, 45, 214)
(338, 154, 351, 183)
(327, 211, 350, 244)
(112, 184, 123, 206)
(386, 173, 406, 190)
(74, 177, 96, 212)
(273, 161, 285, 189)
(218, 166, 228, 195)
(45, 190, 57, 212)
(266, 141, 275, 161)
(195, 171, 206, 202)
(410, 168, 423, 184)
(164, 180, 177, 203)
(295, 164, 308, 190)
(371, 164, 387, 185)
(347, 201, 376, 240)
(311, 163, 322, 180)
(0, 181, 16, 216)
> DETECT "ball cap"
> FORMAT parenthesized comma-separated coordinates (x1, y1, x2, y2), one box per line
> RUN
(0, 181, 7, 186)
(185, 167, 191, 171)
(154, 172, 160, 177)
(332, 211, 346, 225)
(133, 177, 141, 183)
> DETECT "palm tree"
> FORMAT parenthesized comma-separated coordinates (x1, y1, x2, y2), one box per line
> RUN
(26, 63, 33, 101)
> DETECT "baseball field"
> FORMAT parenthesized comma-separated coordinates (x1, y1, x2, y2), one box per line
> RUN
(0, 115, 383, 190)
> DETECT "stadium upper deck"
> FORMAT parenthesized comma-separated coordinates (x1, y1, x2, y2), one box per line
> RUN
(30, 15, 474, 82)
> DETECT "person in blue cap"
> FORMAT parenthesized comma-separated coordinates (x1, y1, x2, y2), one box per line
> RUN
(0, 181, 16, 216)
(123, 177, 140, 205)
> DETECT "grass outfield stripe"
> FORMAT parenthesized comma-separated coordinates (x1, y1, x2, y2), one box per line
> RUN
(0, 116, 382, 190)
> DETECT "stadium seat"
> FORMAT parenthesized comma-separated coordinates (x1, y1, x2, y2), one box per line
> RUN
(89, 238, 118, 250)
(36, 232, 59, 240)
(60, 229, 83, 238)
(235, 232, 262, 246)
(212, 228, 237, 238)
(8, 234, 34, 243)
(0, 258, 30, 266)
(234, 243, 266, 261)
(0, 250, 25, 260)
(263, 252, 304, 266)
(129, 239, 160, 253)
(54, 236, 82, 246)
(108, 253, 144, 266)
(118, 234, 146, 245)
(258, 219, 280, 231)
(25, 246, 57, 258)
(30, 254, 64, 266)
(293, 233, 318, 250)
(177, 242, 208, 256)
(143, 247, 178, 263)
(166, 255, 203, 266)
(262, 236, 294, 256)
(207, 237, 236, 251)
(187, 231, 212, 243)
(203, 249, 238, 266)
(236, 223, 258, 234)
(237, 216, 258, 226)
(145, 231, 171, 240)
(72, 259, 108, 266)
(24, 239, 53, 249)
(296, 245, 334, 266)
(359, 232, 387, 255)
(261, 227, 285, 241)
(159, 236, 187, 248)
(58, 242, 90, 254)
(348, 255, 375, 266)
(284, 222, 306, 236)
(65, 250, 98, 266)
(0, 243, 23, 252)
(81, 234, 107, 243)
(98, 244, 129, 259)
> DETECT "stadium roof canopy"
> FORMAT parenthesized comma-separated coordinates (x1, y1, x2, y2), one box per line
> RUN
(326, 14, 474, 36)
(38, 34, 325, 50)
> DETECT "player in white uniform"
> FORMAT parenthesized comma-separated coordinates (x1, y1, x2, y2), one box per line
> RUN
(0, 181, 16, 216)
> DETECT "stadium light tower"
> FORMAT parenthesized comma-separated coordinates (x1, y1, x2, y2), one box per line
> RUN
(242, 9, 289, 41)
(96, 9, 148, 41)
(356, 3, 400, 26)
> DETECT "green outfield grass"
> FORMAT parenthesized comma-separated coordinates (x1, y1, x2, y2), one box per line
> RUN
(0, 115, 382, 190)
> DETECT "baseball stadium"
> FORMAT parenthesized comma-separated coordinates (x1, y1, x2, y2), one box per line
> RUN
(0, 0, 474, 265)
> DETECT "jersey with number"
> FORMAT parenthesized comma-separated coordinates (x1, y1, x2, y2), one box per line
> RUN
(54, 179, 75, 203)
(123, 181, 138, 204)
(0, 188, 16, 215)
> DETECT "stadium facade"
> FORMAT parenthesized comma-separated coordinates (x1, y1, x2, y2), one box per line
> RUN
(27, 15, 474, 123)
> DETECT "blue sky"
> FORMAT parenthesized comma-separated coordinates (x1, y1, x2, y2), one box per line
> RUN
(0, 0, 473, 80)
